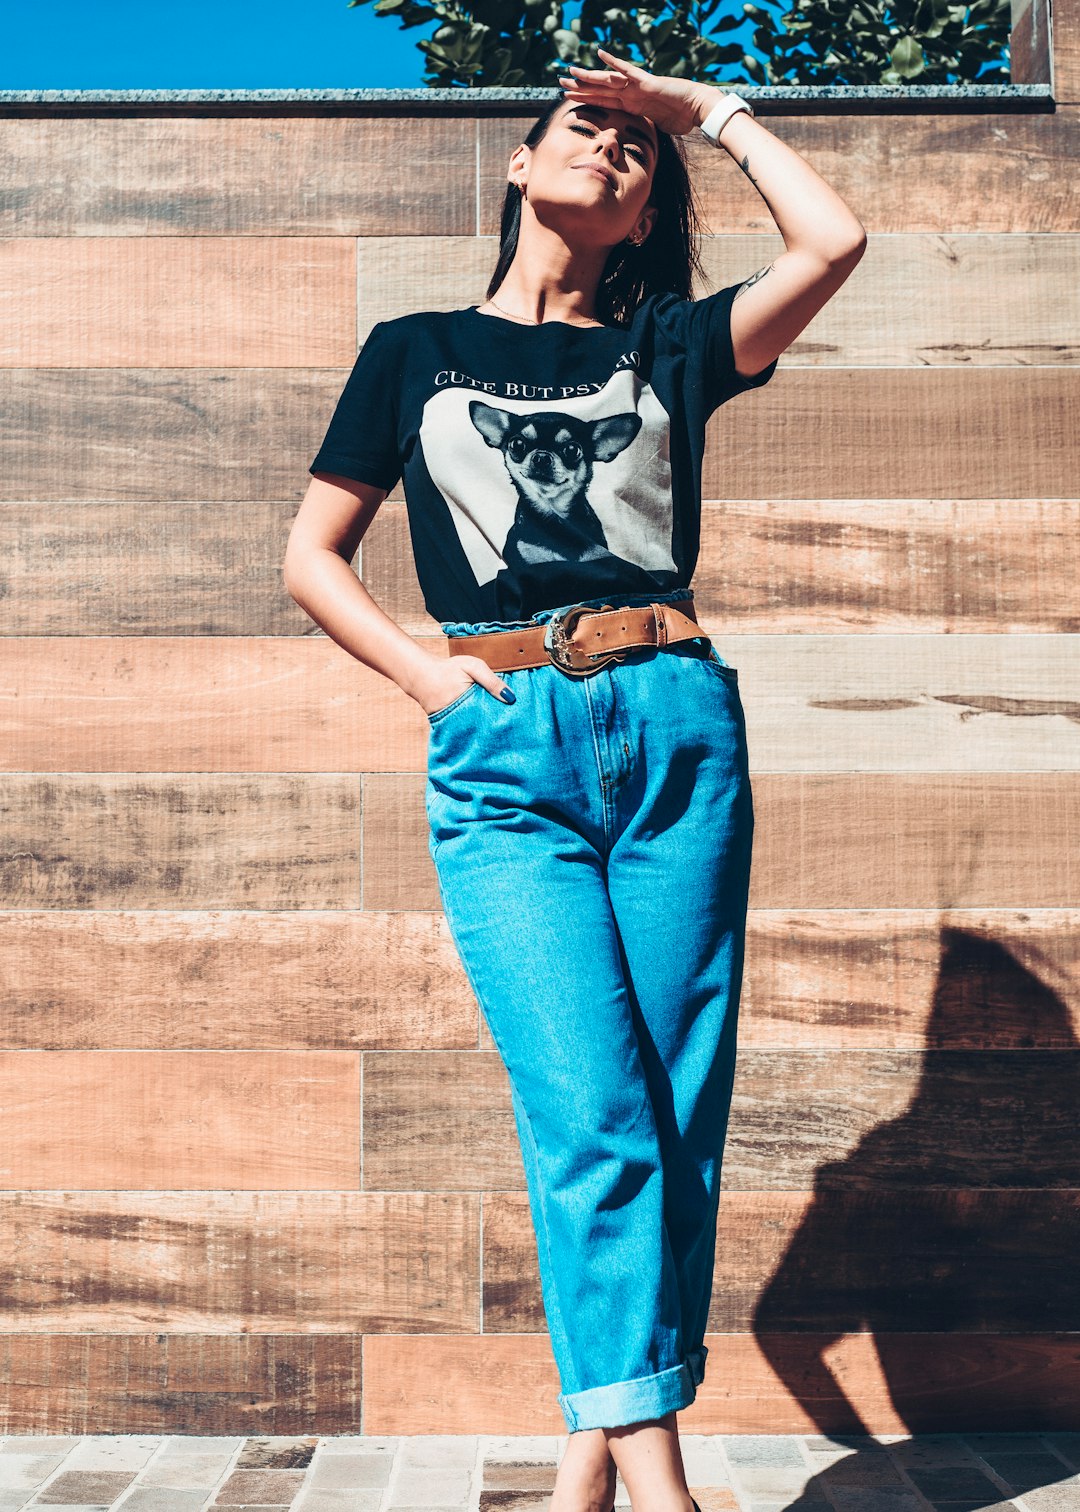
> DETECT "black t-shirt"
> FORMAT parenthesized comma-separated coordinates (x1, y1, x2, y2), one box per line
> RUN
(308, 285, 777, 625)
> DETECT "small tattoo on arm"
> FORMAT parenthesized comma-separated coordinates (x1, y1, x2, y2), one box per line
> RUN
(733, 265, 774, 300)
(737, 153, 762, 192)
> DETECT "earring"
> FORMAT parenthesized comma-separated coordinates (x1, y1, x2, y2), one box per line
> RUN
(626, 233, 643, 246)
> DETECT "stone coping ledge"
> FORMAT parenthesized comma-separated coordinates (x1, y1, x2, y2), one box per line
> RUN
(0, 83, 1055, 116)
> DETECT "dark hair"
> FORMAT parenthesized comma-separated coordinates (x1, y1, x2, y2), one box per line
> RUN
(484, 95, 708, 330)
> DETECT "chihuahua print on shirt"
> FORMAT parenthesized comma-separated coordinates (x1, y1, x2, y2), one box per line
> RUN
(417, 365, 677, 591)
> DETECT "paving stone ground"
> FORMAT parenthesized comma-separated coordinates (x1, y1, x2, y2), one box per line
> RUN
(0, 1432, 1076, 1512)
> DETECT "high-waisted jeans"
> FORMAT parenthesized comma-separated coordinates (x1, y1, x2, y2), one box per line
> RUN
(424, 586, 754, 1433)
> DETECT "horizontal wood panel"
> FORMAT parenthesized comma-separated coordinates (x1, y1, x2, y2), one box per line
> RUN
(363, 1330, 1080, 1434)
(687, 498, 1080, 634)
(2, 1328, 1074, 1435)
(0, 1192, 477, 1332)
(0, 909, 478, 1051)
(0, 369, 345, 503)
(3, 112, 1077, 238)
(4, 1187, 1075, 1337)
(363, 494, 1080, 637)
(2, 367, 1075, 502)
(361, 1049, 1080, 1191)
(4, 634, 1078, 773)
(0, 501, 319, 635)
(483, 1188, 1080, 1333)
(0, 770, 1068, 910)
(0, 1051, 360, 1189)
(0, 116, 477, 237)
(0, 238, 356, 367)
(2, 909, 1074, 1053)
(355, 232, 1080, 367)
(698, 367, 1078, 501)
(363, 772, 1080, 911)
(477, 110, 1080, 238)
(0, 1334, 362, 1434)
(6, 497, 1079, 635)
(0, 774, 360, 908)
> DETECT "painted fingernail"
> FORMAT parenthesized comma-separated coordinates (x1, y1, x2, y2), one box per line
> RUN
(500, 687, 516, 703)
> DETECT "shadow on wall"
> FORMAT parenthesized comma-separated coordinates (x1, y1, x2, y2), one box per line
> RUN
(751, 923, 1079, 1498)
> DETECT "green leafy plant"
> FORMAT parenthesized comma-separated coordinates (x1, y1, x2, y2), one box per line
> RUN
(744, 0, 1010, 84)
(345, 0, 1010, 86)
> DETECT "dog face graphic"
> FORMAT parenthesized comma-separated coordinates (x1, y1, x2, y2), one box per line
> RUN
(469, 401, 642, 519)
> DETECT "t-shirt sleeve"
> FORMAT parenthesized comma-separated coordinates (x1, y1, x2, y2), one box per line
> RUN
(663, 281, 780, 416)
(308, 320, 403, 492)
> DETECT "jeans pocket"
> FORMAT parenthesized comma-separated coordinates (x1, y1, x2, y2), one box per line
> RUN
(426, 679, 484, 725)
(698, 648, 739, 684)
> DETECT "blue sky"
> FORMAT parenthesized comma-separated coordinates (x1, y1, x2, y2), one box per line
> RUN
(1, 0, 433, 89)
(1, 0, 1005, 89)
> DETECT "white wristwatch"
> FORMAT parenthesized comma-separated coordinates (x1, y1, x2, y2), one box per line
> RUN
(698, 91, 755, 148)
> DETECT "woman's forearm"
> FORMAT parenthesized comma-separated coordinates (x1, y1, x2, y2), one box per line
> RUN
(693, 88, 867, 261)
(285, 547, 439, 704)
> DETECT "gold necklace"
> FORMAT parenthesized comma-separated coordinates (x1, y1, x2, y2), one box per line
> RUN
(484, 295, 604, 329)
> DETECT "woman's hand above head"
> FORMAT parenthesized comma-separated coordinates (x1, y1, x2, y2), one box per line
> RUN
(557, 48, 719, 139)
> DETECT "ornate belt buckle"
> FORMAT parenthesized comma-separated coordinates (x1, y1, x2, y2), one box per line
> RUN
(543, 601, 627, 678)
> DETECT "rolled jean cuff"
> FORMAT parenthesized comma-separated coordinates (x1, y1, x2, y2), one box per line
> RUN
(558, 1357, 698, 1432)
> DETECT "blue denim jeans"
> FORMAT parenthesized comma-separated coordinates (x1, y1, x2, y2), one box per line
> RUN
(425, 587, 754, 1433)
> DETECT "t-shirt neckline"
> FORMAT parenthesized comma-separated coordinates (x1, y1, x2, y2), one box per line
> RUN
(464, 304, 616, 332)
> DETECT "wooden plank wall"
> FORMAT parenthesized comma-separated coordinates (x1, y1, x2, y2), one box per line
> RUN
(1, 23, 1078, 1434)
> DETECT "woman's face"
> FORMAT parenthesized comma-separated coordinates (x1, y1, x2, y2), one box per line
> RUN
(513, 100, 659, 248)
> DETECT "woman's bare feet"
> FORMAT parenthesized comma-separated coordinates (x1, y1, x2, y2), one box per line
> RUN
(551, 1427, 618, 1512)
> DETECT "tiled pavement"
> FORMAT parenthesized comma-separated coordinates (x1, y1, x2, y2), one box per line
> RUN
(0, 1432, 1077, 1512)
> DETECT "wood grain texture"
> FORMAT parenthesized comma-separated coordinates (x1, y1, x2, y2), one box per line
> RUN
(4, 634, 1077, 772)
(0, 1051, 360, 1189)
(2, 909, 1073, 1053)
(479, 110, 1080, 236)
(0, 774, 360, 908)
(0, 238, 356, 366)
(362, 1331, 1080, 1434)
(688, 499, 1080, 634)
(4, 1184, 1074, 1337)
(0, 909, 479, 1050)
(356, 231, 1080, 366)
(7, 497, 1079, 635)
(1055, 0, 1080, 100)
(1011, 0, 1053, 82)
(738, 909, 1080, 1051)
(362, 772, 1080, 911)
(0, 501, 324, 635)
(0, 368, 357, 502)
(0, 1334, 362, 1434)
(482, 1188, 1080, 1332)
(0, 116, 477, 236)
(359, 496, 1080, 634)
(3, 366, 1074, 503)
(1, 111, 1075, 241)
(0, 1192, 478, 1332)
(361, 1049, 1080, 1193)
(697, 367, 1077, 501)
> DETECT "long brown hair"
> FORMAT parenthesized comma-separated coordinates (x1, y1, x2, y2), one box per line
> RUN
(484, 95, 708, 329)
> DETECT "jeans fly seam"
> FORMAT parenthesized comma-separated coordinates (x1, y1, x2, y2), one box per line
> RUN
(582, 676, 614, 855)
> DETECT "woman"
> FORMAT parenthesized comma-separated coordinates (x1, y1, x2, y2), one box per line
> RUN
(285, 49, 865, 1512)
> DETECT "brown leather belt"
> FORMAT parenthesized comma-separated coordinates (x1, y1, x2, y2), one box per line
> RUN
(446, 597, 709, 678)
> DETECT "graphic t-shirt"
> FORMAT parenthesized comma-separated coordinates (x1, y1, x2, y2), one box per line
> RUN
(308, 285, 778, 625)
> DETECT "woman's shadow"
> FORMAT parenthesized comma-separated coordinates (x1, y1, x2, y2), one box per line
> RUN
(748, 922, 1080, 1509)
